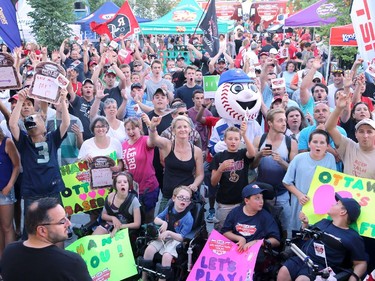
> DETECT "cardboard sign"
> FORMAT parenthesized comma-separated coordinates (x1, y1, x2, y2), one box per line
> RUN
(302, 166, 375, 238)
(0, 52, 21, 90)
(187, 230, 263, 281)
(271, 78, 286, 89)
(60, 151, 118, 215)
(66, 229, 137, 281)
(203, 75, 220, 99)
(89, 156, 116, 189)
(29, 62, 66, 104)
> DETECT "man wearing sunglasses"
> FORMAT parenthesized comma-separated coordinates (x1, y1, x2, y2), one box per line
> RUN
(1, 197, 92, 281)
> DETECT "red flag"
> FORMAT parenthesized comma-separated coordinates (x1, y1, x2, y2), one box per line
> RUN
(90, 1, 140, 40)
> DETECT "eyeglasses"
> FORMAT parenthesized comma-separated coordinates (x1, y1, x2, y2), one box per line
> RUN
(314, 100, 328, 105)
(177, 111, 189, 115)
(176, 195, 191, 202)
(134, 64, 141, 67)
(39, 217, 70, 226)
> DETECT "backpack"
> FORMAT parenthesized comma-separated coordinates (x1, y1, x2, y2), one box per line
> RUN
(258, 133, 292, 160)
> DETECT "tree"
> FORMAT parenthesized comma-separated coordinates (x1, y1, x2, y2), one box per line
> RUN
(154, 0, 179, 19)
(28, 0, 75, 50)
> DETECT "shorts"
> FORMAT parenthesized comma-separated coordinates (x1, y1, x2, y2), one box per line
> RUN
(149, 239, 180, 258)
(204, 162, 217, 198)
(282, 256, 321, 281)
(0, 188, 16, 205)
(140, 187, 159, 212)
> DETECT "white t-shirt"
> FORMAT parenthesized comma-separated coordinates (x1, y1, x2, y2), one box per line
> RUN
(78, 136, 123, 160)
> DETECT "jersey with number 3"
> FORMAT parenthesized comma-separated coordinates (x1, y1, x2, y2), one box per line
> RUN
(15, 129, 66, 197)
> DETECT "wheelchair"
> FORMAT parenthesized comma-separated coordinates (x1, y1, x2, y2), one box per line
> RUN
(282, 227, 361, 281)
(136, 193, 208, 281)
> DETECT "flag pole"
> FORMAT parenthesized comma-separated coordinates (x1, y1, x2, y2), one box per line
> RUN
(192, 0, 211, 40)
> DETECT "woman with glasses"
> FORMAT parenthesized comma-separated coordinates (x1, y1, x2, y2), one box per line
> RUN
(78, 116, 124, 225)
(122, 117, 159, 223)
(147, 114, 204, 213)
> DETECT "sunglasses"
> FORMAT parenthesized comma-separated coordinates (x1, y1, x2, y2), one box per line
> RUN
(312, 79, 321, 83)
(177, 111, 188, 115)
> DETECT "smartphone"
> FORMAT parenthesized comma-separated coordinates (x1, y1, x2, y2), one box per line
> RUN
(265, 144, 272, 150)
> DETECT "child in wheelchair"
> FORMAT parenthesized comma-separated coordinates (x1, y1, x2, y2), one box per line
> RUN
(139, 186, 194, 281)
(221, 183, 281, 277)
(92, 172, 142, 237)
(277, 193, 367, 281)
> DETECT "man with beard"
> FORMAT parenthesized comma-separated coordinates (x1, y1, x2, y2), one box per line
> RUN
(1, 197, 92, 281)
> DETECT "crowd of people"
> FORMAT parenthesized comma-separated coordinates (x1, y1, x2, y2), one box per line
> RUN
(0, 22, 374, 280)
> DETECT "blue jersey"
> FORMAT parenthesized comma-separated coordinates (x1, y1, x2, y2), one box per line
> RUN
(14, 128, 66, 197)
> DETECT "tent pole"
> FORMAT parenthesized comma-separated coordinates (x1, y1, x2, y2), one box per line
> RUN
(326, 45, 331, 82)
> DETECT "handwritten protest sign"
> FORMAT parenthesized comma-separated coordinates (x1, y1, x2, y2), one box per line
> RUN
(66, 229, 137, 281)
(29, 62, 66, 104)
(302, 166, 374, 238)
(187, 230, 263, 281)
(0, 52, 21, 90)
(60, 151, 117, 215)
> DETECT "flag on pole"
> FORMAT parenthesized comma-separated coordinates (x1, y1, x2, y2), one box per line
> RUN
(0, 0, 21, 51)
(199, 0, 219, 57)
(90, 1, 139, 41)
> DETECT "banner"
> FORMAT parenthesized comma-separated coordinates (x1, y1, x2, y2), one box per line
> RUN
(302, 166, 375, 238)
(350, 0, 375, 65)
(187, 230, 263, 281)
(90, 1, 140, 40)
(203, 75, 219, 99)
(66, 229, 137, 281)
(199, 0, 219, 57)
(0, 0, 21, 51)
(60, 151, 118, 215)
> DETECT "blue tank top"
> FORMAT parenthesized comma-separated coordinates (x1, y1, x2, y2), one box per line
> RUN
(163, 143, 195, 199)
(0, 137, 13, 190)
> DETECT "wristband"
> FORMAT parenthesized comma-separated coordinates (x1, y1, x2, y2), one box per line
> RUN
(148, 126, 156, 132)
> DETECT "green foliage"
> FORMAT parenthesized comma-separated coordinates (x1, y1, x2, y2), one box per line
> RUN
(154, 0, 179, 18)
(87, 0, 104, 13)
(28, 0, 75, 50)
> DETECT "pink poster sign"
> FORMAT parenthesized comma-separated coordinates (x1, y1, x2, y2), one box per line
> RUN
(187, 230, 263, 281)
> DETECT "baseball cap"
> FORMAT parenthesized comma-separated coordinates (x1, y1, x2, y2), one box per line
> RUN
(8, 94, 19, 103)
(105, 69, 116, 76)
(218, 69, 251, 87)
(335, 193, 361, 223)
(271, 96, 282, 104)
(259, 51, 269, 57)
(176, 54, 185, 61)
(242, 183, 264, 198)
(82, 78, 94, 86)
(269, 48, 278, 55)
(217, 57, 226, 64)
(153, 88, 167, 97)
(89, 61, 97, 67)
(284, 39, 291, 44)
(131, 83, 142, 90)
(355, 118, 375, 131)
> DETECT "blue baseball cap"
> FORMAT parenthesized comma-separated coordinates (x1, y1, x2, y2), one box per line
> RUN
(335, 193, 361, 223)
(218, 69, 251, 87)
(242, 183, 264, 198)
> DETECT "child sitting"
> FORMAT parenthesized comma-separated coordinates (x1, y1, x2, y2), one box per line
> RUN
(93, 172, 141, 237)
(222, 183, 280, 272)
(141, 186, 194, 281)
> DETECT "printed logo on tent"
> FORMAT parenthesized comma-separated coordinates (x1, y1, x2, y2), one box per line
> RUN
(172, 10, 197, 22)
(108, 14, 131, 38)
(317, 3, 337, 16)
(100, 13, 115, 21)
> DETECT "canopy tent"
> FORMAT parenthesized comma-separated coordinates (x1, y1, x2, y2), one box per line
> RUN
(284, 0, 336, 27)
(325, 24, 357, 81)
(75, 1, 151, 39)
(139, 0, 235, 34)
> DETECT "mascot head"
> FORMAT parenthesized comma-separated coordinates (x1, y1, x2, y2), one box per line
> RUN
(215, 69, 261, 124)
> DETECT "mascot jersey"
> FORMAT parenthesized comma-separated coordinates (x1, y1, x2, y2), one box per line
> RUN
(208, 69, 262, 155)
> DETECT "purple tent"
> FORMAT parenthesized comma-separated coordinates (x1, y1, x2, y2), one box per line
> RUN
(285, 0, 337, 27)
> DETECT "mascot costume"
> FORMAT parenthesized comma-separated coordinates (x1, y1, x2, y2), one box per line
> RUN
(208, 69, 262, 155)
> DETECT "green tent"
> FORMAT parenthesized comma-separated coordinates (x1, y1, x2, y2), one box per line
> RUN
(139, 0, 235, 34)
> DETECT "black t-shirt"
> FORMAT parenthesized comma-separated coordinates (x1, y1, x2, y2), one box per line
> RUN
(210, 149, 253, 204)
(104, 86, 122, 108)
(1, 241, 92, 281)
(174, 84, 203, 109)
